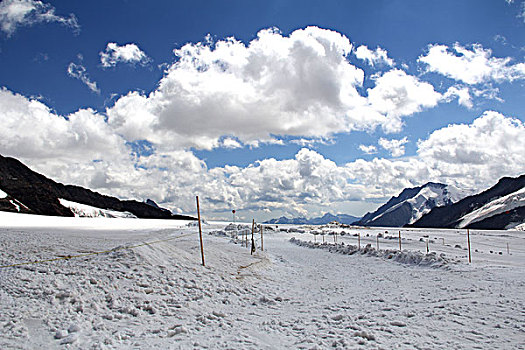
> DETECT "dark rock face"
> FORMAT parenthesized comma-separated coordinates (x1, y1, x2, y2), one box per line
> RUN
(411, 175, 525, 229)
(0, 154, 196, 220)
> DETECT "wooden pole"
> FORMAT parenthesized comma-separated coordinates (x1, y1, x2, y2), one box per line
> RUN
(260, 224, 264, 251)
(398, 231, 402, 251)
(507, 242, 510, 255)
(358, 232, 361, 250)
(250, 219, 255, 248)
(426, 239, 429, 253)
(196, 196, 205, 266)
(250, 219, 255, 254)
(467, 228, 471, 263)
(376, 235, 379, 250)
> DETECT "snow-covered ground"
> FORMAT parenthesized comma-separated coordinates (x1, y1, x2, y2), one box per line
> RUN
(1, 212, 524, 349)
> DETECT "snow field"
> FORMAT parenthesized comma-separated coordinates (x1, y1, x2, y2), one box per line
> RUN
(0, 214, 524, 349)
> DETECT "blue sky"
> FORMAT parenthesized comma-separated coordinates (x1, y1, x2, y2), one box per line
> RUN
(1, 0, 525, 221)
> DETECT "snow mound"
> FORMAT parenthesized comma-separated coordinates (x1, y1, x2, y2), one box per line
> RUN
(59, 198, 137, 218)
(0, 188, 7, 198)
(289, 238, 456, 268)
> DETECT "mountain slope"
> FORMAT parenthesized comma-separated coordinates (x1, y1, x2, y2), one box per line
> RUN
(0, 154, 195, 220)
(354, 182, 465, 227)
(264, 213, 360, 225)
(411, 174, 525, 229)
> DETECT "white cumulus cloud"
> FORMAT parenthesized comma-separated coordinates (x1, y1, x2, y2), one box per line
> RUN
(67, 62, 100, 94)
(0, 87, 124, 162)
(367, 69, 442, 132)
(0, 0, 79, 37)
(100, 42, 151, 68)
(359, 144, 377, 154)
(107, 27, 444, 151)
(418, 43, 525, 85)
(443, 85, 473, 108)
(354, 45, 394, 67)
(378, 137, 408, 157)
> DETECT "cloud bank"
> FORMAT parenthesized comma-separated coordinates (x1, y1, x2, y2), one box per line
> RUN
(1, 26, 524, 219)
(107, 27, 442, 151)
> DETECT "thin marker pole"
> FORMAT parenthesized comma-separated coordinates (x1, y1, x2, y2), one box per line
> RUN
(358, 232, 361, 250)
(250, 219, 255, 254)
(398, 231, 402, 251)
(376, 235, 379, 251)
(196, 196, 205, 266)
(467, 228, 472, 263)
(260, 224, 264, 251)
(507, 242, 510, 255)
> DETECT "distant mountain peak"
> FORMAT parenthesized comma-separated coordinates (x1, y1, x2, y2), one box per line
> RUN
(264, 212, 360, 225)
(354, 182, 465, 227)
(411, 174, 525, 229)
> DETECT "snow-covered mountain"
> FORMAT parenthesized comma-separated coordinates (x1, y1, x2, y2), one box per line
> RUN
(0, 154, 195, 220)
(412, 174, 525, 229)
(354, 182, 466, 227)
(264, 213, 360, 225)
(457, 187, 525, 229)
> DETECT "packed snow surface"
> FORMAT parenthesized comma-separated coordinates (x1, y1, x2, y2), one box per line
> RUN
(59, 198, 137, 218)
(1, 212, 524, 349)
(458, 187, 525, 228)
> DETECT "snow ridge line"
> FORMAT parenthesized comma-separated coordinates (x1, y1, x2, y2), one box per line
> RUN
(0, 232, 195, 269)
(289, 238, 457, 268)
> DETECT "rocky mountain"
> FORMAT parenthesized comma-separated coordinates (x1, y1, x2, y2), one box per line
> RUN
(411, 175, 525, 229)
(264, 213, 360, 225)
(0, 154, 196, 220)
(353, 182, 465, 227)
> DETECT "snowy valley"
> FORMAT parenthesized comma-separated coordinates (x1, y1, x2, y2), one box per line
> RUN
(1, 212, 524, 349)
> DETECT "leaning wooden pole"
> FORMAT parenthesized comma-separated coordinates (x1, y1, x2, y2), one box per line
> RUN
(196, 196, 205, 266)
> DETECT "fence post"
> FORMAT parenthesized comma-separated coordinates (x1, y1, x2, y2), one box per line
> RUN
(467, 228, 472, 263)
(398, 231, 402, 251)
(358, 232, 361, 250)
(250, 219, 255, 253)
(196, 196, 205, 267)
(260, 224, 264, 251)
(426, 239, 429, 253)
